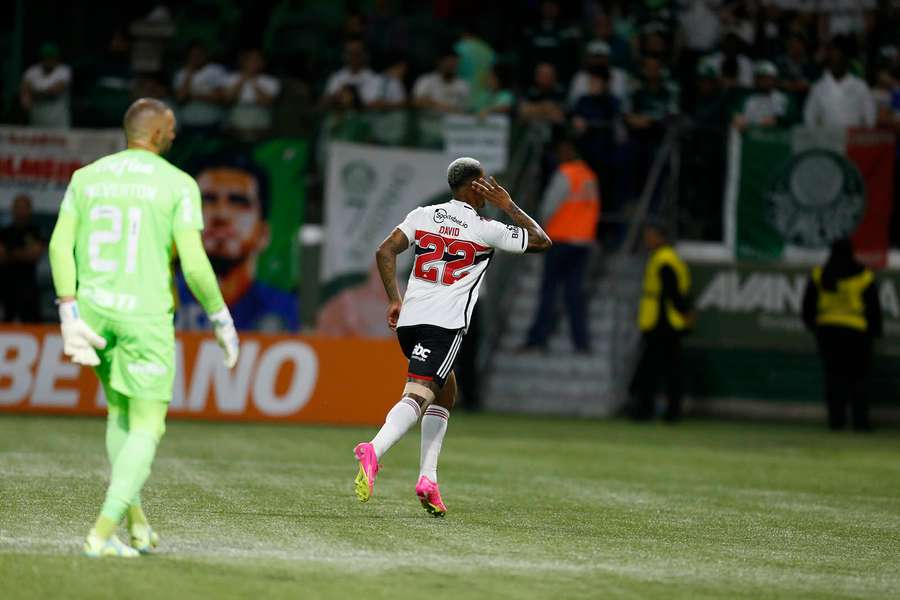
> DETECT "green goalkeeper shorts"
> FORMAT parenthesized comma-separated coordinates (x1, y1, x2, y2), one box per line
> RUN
(79, 301, 176, 402)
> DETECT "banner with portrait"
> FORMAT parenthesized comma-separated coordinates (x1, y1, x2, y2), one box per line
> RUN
(167, 136, 308, 333)
(725, 127, 895, 267)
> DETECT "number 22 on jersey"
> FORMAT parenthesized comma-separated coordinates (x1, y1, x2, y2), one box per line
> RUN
(88, 205, 142, 274)
(413, 231, 486, 285)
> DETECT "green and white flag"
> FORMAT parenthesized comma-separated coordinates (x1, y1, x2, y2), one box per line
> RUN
(725, 127, 895, 267)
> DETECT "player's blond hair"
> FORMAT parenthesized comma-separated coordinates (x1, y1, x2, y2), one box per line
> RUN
(447, 157, 483, 191)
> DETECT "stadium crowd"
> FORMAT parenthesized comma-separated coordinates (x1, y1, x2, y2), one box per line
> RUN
(4, 0, 900, 324)
(11, 2, 900, 225)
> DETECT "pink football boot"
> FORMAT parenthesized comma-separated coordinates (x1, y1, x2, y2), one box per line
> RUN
(415, 475, 447, 517)
(353, 443, 379, 502)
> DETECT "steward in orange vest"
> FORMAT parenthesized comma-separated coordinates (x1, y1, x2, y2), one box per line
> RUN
(524, 140, 600, 353)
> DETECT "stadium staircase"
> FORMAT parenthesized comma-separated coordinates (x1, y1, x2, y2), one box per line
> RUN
(480, 125, 681, 417)
(482, 253, 644, 417)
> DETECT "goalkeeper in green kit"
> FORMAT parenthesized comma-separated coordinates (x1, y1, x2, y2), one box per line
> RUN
(48, 98, 240, 558)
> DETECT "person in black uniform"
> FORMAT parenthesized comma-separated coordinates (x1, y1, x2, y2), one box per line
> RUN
(802, 239, 881, 431)
(629, 223, 692, 422)
(0, 194, 46, 322)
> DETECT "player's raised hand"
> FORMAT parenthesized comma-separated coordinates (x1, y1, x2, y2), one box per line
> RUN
(387, 300, 401, 331)
(471, 176, 512, 208)
(58, 300, 107, 367)
(209, 307, 240, 369)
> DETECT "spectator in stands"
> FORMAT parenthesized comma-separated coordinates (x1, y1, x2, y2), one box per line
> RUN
(322, 39, 380, 108)
(776, 31, 818, 102)
(519, 62, 566, 125)
(683, 62, 728, 240)
(522, 0, 581, 84)
(630, 222, 692, 423)
(873, 66, 900, 130)
(571, 66, 623, 208)
(223, 48, 281, 141)
(568, 40, 630, 112)
(637, 21, 671, 63)
(473, 64, 515, 118)
(702, 30, 754, 88)
(370, 55, 408, 145)
(373, 55, 408, 110)
(413, 49, 470, 114)
(691, 62, 728, 129)
(95, 29, 133, 89)
(586, 12, 632, 70)
(173, 42, 227, 132)
(0, 195, 45, 322)
(322, 84, 371, 146)
(20, 43, 72, 128)
(366, 0, 410, 66)
(129, 5, 174, 75)
(755, 3, 784, 59)
(804, 40, 876, 129)
(677, 0, 723, 108)
(802, 238, 881, 432)
(455, 23, 496, 114)
(732, 61, 794, 130)
(626, 56, 678, 136)
(626, 56, 678, 195)
(83, 29, 134, 127)
(678, 0, 722, 59)
(342, 12, 366, 40)
(523, 139, 600, 354)
(819, 0, 877, 39)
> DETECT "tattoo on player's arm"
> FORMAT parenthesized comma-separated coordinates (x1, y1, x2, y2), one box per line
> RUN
(376, 229, 409, 303)
(503, 203, 551, 252)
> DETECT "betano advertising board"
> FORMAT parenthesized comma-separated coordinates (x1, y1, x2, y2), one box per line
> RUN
(0, 326, 405, 425)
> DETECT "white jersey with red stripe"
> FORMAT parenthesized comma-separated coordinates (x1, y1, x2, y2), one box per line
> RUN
(395, 199, 528, 330)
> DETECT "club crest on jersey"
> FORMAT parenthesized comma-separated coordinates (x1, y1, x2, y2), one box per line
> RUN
(411, 343, 431, 361)
(433, 208, 468, 228)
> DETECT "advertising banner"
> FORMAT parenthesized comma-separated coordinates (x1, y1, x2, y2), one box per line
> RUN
(442, 114, 510, 175)
(0, 126, 124, 214)
(684, 260, 900, 403)
(318, 141, 449, 337)
(691, 261, 900, 353)
(0, 326, 405, 425)
(168, 137, 308, 333)
(725, 127, 895, 267)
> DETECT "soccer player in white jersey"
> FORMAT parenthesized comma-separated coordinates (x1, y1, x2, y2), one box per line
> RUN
(353, 157, 551, 516)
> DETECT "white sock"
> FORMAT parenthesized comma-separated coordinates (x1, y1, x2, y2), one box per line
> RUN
(371, 397, 421, 459)
(419, 405, 450, 482)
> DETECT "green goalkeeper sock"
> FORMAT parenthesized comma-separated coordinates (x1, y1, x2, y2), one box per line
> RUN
(93, 516, 119, 540)
(105, 391, 145, 516)
(105, 405, 129, 465)
(99, 430, 159, 524)
(128, 504, 149, 528)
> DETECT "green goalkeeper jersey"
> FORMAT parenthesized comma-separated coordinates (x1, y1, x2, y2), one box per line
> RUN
(60, 148, 203, 318)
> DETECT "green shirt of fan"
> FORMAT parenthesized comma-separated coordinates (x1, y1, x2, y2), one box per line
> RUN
(60, 148, 203, 319)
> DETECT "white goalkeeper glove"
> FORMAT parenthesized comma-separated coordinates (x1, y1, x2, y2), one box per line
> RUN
(209, 307, 240, 369)
(58, 300, 107, 367)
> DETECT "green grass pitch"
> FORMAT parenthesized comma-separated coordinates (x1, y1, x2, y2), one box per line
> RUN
(1, 414, 898, 599)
